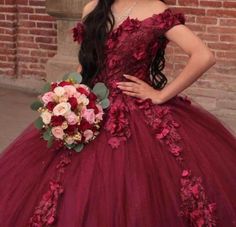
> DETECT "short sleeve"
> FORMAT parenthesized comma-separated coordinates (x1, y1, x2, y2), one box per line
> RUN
(72, 21, 85, 44)
(152, 8, 186, 34)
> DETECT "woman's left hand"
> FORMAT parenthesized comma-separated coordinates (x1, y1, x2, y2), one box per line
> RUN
(116, 74, 164, 105)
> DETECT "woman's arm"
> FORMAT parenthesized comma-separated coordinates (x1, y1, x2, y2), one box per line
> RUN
(118, 7, 216, 104)
(156, 23, 216, 103)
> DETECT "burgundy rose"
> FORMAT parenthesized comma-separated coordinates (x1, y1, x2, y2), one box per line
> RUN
(78, 118, 93, 131)
(64, 124, 77, 135)
(68, 97, 78, 111)
(51, 115, 65, 127)
(88, 92, 97, 101)
(77, 87, 89, 96)
(58, 81, 73, 87)
(51, 82, 58, 90)
(46, 102, 57, 111)
(87, 100, 99, 114)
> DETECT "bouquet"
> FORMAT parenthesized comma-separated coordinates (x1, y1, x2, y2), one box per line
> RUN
(31, 72, 110, 152)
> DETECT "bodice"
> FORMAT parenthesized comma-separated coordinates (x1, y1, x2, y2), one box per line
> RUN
(72, 8, 187, 149)
(73, 8, 185, 90)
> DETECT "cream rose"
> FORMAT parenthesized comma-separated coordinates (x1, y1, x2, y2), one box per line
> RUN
(54, 86, 65, 97)
(64, 85, 77, 97)
(65, 136, 75, 145)
(53, 102, 71, 116)
(40, 111, 52, 125)
(77, 94, 89, 105)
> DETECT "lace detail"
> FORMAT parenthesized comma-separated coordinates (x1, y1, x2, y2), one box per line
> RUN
(29, 152, 72, 226)
(135, 96, 217, 226)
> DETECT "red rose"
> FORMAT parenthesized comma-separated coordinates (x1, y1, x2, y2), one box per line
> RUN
(78, 118, 93, 131)
(58, 81, 73, 87)
(87, 100, 99, 114)
(51, 116, 65, 127)
(68, 97, 78, 111)
(88, 92, 97, 101)
(51, 82, 58, 90)
(46, 102, 57, 111)
(64, 124, 77, 135)
(77, 87, 89, 96)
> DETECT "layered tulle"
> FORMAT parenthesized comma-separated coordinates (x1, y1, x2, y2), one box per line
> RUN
(0, 95, 236, 227)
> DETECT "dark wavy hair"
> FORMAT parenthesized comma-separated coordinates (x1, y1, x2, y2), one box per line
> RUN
(79, 0, 167, 89)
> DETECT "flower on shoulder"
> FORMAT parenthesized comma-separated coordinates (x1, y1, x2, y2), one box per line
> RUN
(72, 22, 85, 44)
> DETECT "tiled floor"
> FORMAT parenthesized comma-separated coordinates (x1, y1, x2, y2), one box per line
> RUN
(0, 87, 38, 151)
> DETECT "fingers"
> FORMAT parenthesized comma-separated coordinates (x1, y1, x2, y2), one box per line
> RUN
(122, 91, 141, 98)
(117, 84, 139, 93)
(123, 74, 143, 84)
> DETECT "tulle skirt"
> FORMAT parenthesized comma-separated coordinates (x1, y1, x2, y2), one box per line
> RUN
(0, 95, 236, 227)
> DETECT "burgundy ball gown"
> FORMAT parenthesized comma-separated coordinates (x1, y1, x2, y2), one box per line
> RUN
(0, 8, 236, 227)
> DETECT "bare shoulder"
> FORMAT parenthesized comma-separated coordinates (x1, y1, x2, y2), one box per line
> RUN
(82, 0, 98, 18)
(147, 0, 169, 14)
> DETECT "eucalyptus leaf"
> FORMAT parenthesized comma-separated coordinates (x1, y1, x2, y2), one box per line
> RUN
(92, 82, 109, 100)
(100, 98, 110, 109)
(63, 71, 82, 83)
(42, 82, 51, 93)
(31, 101, 43, 111)
(47, 136, 54, 148)
(74, 144, 84, 153)
(34, 117, 44, 129)
(43, 128, 51, 141)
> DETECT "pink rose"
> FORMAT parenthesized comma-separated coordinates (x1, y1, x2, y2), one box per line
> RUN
(82, 108, 95, 124)
(65, 112, 78, 125)
(42, 92, 55, 104)
(95, 104, 104, 121)
(83, 129, 94, 142)
(51, 126, 65, 139)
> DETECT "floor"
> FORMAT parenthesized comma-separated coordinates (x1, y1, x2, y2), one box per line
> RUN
(0, 87, 38, 151)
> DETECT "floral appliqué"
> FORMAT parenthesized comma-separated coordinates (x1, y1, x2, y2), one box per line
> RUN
(72, 21, 85, 44)
(29, 151, 72, 226)
(104, 96, 131, 149)
(135, 96, 217, 226)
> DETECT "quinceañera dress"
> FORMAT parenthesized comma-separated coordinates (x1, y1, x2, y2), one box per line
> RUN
(0, 8, 236, 227)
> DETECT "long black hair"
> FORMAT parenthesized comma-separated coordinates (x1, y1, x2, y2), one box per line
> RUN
(79, 0, 167, 89)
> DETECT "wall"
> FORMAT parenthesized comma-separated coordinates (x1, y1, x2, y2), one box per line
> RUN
(0, 0, 236, 129)
(0, 0, 57, 89)
(166, 0, 236, 129)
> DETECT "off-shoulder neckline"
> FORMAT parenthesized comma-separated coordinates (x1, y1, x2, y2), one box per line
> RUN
(76, 8, 183, 36)
(109, 8, 173, 34)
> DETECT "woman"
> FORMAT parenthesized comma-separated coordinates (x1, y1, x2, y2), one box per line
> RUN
(0, 0, 236, 226)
